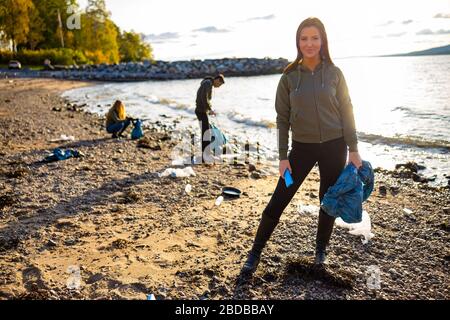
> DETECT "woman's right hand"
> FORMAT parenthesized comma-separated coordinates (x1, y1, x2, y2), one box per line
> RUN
(279, 160, 292, 179)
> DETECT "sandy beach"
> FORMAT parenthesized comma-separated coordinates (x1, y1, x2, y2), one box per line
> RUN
(0, 78, 449, 300)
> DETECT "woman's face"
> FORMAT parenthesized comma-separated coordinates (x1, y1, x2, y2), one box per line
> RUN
(298, 26, 322, 59)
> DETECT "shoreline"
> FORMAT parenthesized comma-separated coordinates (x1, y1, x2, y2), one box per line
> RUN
(62, 80, 450, 187)
(0, 57, 288, 82)
(0, 78, 449, 300)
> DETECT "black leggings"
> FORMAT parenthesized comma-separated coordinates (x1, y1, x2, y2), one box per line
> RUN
(251, 137, 347, 255)
(195, 111, 210, 157)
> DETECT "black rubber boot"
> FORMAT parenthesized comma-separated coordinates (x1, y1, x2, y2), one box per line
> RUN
(241, 213, 279, 274)
(315, 209, 335, 265)
(314, 247, 327, 265)
(242, 252, 261, 274)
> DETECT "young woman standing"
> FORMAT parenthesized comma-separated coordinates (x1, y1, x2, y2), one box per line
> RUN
(242, 17, 363, 273)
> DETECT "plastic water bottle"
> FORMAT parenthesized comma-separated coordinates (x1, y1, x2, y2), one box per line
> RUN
(215, 196, 224, 206)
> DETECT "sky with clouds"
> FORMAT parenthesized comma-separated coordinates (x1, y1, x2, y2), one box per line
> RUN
(78, 0, 450, 60)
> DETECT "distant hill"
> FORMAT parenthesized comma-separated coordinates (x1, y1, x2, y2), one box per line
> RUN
(382, 45, 450, 57)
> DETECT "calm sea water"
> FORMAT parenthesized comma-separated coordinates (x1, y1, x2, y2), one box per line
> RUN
(62, 55, 450, 185)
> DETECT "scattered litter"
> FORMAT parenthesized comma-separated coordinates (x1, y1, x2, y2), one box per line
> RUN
(299, 205, 374, 244)
(159, 167, 196, 178)
(335, 211, 374, 244)
(147, 294, 156, 300)
(185, 184, 192, 194)
(298, 204, 320, 216)
(49, 134, 75, 142)
(222, 187, 241, 198)
(43, 148, 84, 162)
(403, 208, 413, 215)
(172, 157, 187, 166)
(215, 196, 224, 207)
(47, 239, 57, 247)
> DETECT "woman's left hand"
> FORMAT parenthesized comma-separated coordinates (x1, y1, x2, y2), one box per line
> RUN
(349, 151, 362, 169)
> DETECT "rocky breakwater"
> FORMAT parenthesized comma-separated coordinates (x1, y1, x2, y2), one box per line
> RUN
(0, 57, 289, 82)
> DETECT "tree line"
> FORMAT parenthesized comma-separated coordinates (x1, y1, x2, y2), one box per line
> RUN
(0, 0, 153, 64)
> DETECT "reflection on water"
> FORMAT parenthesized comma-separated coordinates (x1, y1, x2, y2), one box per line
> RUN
(63, 55, 450, 185)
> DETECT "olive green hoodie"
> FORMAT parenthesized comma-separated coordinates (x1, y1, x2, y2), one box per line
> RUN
(276, 61, 358, 160)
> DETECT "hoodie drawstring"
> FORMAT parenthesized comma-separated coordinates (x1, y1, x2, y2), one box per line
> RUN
(296, 61, 325, 92)
(321, 61, 325, 88)
(295, 68, 302, 92)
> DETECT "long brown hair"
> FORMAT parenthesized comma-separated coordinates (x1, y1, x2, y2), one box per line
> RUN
(113, 100, 126, 120)
(283, 17, 333, 74)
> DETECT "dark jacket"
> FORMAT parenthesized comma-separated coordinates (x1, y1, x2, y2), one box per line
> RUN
(276, 61, 358, 160)
(106, 108, 121, 128)
(321, 160, 374, 223)
(195, 77, 214, 113)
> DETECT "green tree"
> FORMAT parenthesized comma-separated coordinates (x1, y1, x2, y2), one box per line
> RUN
(31, 0, 78, 49)
(73, 0, 119, 63)
(27, 3, 45, 49)
(0, 0, 33, 52)
(118, 30, 153, 62)
(0, 0, 155, 65)
(86, 0, 108, 21)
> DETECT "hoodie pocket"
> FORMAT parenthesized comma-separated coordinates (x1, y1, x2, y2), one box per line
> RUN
(289, 90, 303, 123)
(289, 109, 298, 124)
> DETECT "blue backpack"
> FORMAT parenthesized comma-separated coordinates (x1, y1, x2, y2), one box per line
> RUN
(131, 119, 144, 140)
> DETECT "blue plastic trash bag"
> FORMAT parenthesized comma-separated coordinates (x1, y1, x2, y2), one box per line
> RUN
(44, 148, 84, 163)
(131, 119, 144, 140)
(321, 160, 374, 223)
(209, 124, 228, 155)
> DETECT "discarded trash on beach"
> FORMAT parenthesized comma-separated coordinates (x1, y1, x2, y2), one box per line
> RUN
(43, 148, 84, 163)
(335, 211, 374, 244)
(222, 187, 241, 198)
(298, 205, 374, 244)
(215, 196, 224, 206)
(298, 204, 320, 216)
(49, 134, 75, 143)
(403, 208, 413, 215)
(185, 184, 192, 194)
(159, 166, 196, 178)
